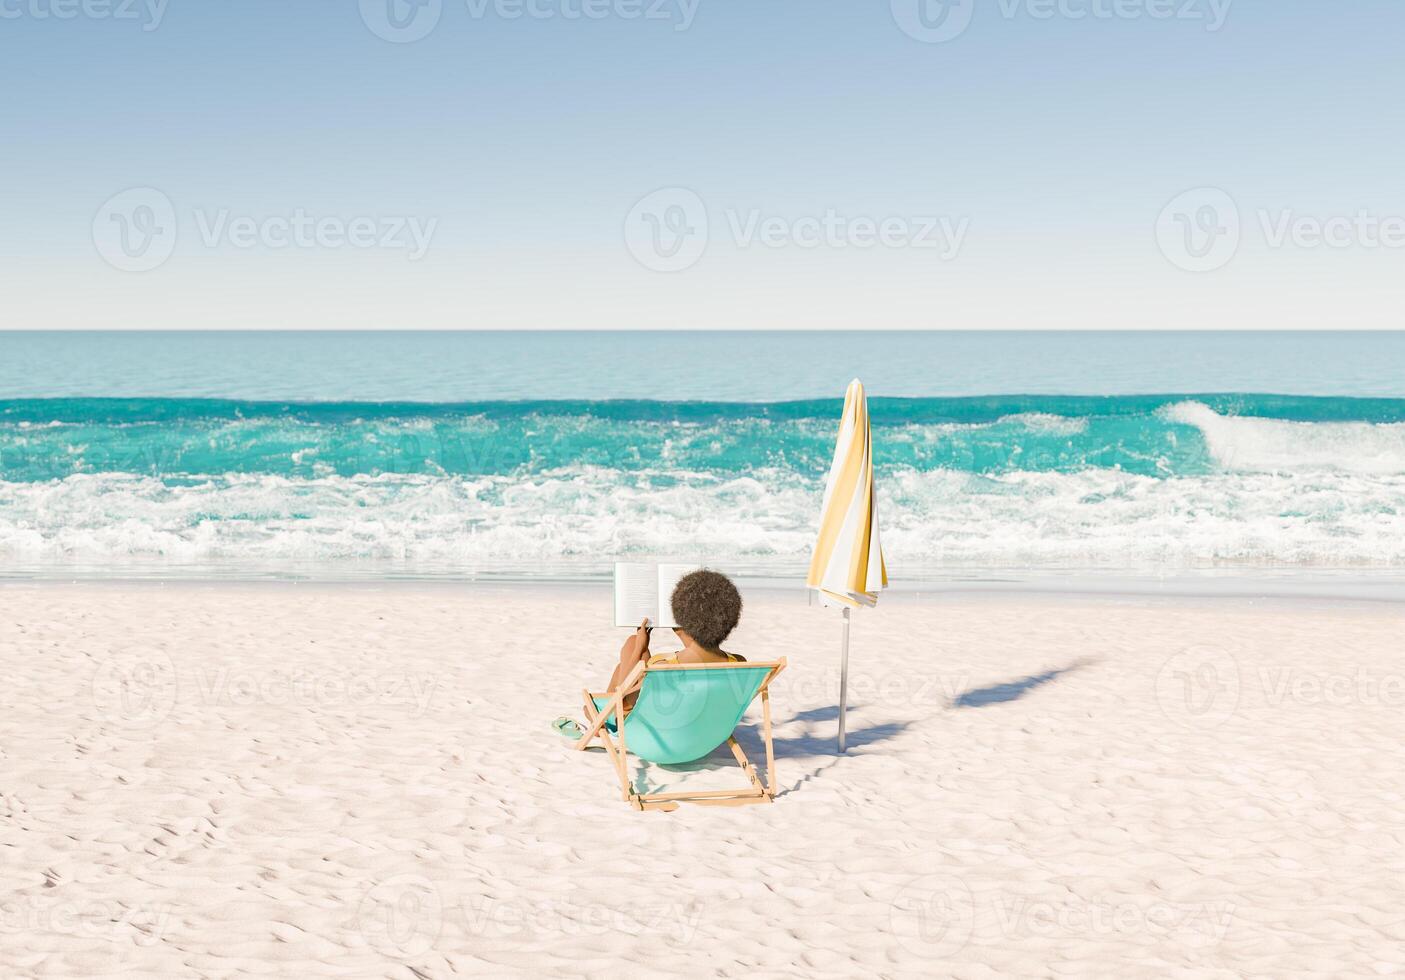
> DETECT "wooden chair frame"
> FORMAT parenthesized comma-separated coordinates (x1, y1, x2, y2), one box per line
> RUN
(575, 659, 786, 811)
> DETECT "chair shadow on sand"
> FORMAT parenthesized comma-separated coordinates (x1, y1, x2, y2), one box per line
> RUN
(728, 706, 912, 799)
(628, 708, 909, 797)
(627, 658, 1097, 799)
(747, 657, 1096, 797)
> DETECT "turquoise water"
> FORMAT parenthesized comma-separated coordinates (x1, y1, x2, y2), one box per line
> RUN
(4, 393, 1404, 482)
(1, 332, 1403, 577)
(4, 331, 1404, 401)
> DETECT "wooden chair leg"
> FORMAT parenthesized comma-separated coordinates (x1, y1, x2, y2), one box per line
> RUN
(686, 795, 772, 808)
(581, 689, 636, 802)
(727, 737, 767, 794)
(578, 688, 599, 747)
(617, 694, 630, 802)
(580, 693, 629, 792)
(575, 689, 621, 750)
(762, 687, 776, 797)
(573, 662, 645, 751)
(637, 799, 680, 812)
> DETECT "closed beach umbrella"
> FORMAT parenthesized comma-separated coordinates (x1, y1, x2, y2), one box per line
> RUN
(807, 379, 887, 752)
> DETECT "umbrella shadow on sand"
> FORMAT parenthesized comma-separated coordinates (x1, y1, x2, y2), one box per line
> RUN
(726, 657, 1098, 797)
(631, 659, 1098, 799)
(950, 657, 1098, 709)
(741, 706, 910, 755)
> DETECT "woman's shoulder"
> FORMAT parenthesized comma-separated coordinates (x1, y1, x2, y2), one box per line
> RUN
(649, 651, 745, 665)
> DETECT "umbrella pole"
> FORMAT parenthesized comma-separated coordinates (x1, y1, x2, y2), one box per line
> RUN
(838, 606, 851, 753)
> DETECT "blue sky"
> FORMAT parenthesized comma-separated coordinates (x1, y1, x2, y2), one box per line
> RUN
(2, 0, 1402, 329)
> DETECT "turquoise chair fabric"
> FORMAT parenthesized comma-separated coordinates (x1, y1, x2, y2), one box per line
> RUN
(592, 666, 770, 765)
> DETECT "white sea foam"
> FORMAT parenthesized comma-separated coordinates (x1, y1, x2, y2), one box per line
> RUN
(1, 465, 1402, 569)
(883, 467, 1405, 567)
(1165, 401, 1405, 475)
(1002, 412, 1089, 436)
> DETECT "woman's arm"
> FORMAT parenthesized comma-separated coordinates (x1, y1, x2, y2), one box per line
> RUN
(605, 618, 651, 693)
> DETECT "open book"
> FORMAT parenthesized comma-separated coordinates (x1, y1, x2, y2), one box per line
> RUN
(613, 562, 701, 628)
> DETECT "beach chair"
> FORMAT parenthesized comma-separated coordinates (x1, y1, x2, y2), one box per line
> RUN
(575, 659, 786, 811)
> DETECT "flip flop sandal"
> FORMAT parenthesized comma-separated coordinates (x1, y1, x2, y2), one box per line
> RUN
(552, 716, 584, 738)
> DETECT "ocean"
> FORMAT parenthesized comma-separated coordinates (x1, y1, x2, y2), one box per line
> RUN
(1, 331, 1402, 583)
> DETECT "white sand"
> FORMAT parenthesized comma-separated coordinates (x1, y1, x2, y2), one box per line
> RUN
(2, 583, 1404, 978)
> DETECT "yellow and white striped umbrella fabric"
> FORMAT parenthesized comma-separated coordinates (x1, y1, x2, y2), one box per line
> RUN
(807, 379, 887, 607)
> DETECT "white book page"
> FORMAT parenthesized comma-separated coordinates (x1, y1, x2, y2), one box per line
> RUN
(614, 562, 658, 627)
(654, 563, 701, 630)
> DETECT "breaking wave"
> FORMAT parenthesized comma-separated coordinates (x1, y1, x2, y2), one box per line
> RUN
(1, 394, 1402, 572)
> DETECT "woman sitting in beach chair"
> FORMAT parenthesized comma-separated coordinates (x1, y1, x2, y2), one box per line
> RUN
(605, 569, 747, 707)
(564, 570, 786, 810)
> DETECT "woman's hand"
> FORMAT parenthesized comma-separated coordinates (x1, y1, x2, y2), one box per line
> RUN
(634, 618, 652, 659)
